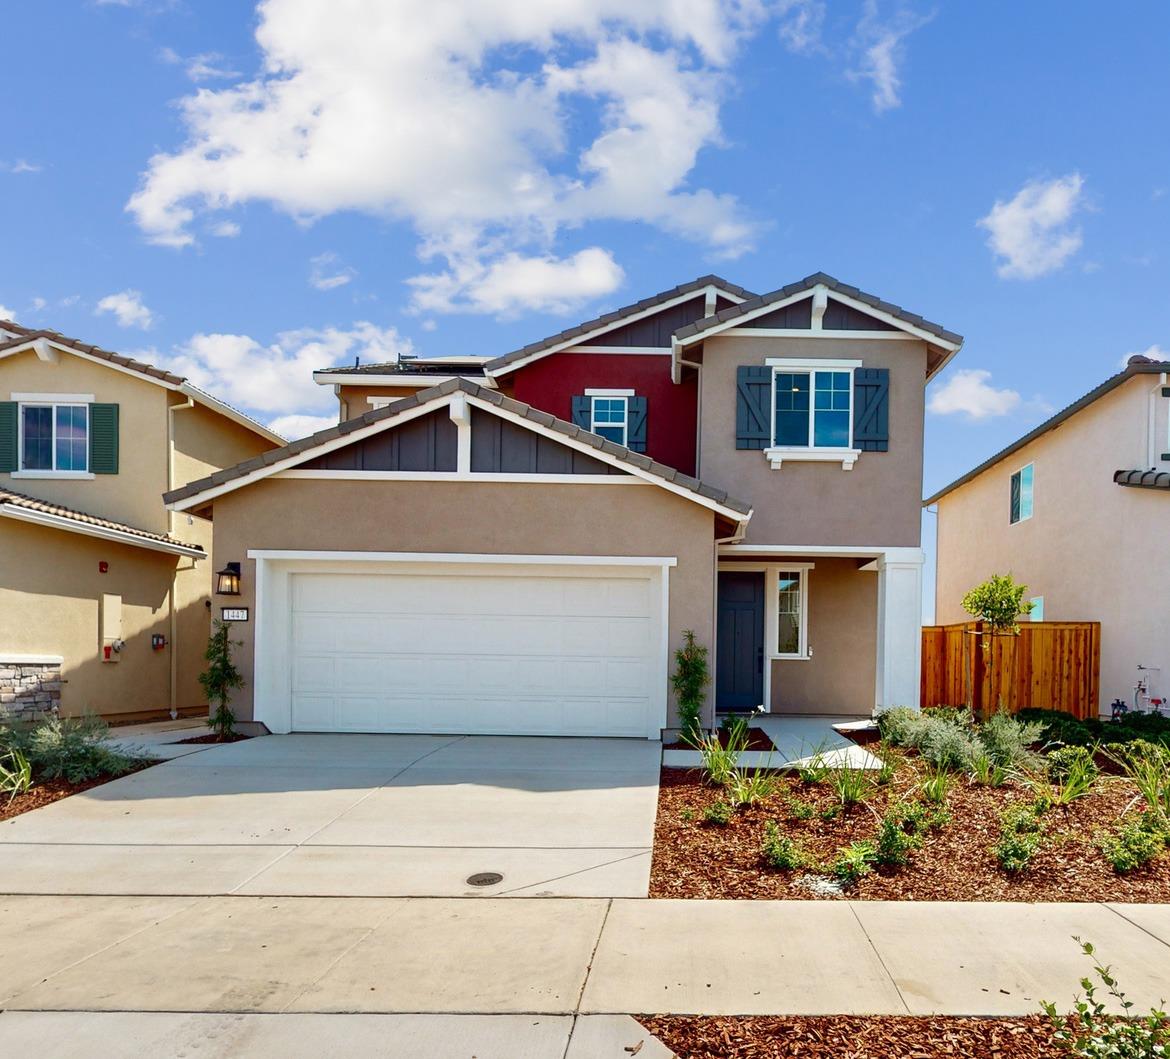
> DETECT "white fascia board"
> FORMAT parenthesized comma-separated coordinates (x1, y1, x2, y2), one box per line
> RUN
(277, 470, 651, 484)
(719, 543, 924, 563)
(485, 284, 748, 379)
(179, 384, 286, 446)
(677, 288, 961, 353)
(311, 371, 467, 387)
(11, 392, 96, 402)
(462, 393, 752, 524)
(0, 339, 183, 390)
(0, 504, 205, 558)
(246, 549, 678, 567)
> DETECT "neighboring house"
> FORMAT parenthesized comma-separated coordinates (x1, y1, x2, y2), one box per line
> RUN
(927, 355, 1170, 716)
(168, 273, 963, 738)
(0, 323, 283, 722)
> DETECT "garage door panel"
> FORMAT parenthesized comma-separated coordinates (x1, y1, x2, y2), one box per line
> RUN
(288, 565, 662, 737)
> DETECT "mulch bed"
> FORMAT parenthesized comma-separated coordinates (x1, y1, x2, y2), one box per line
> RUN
(638, 1015, 1064, 1058)
(174, 732, 252, 744)
(1, 762, 156, 823)
(666, 727, 778, 752)
(649, 754, 1170, 901)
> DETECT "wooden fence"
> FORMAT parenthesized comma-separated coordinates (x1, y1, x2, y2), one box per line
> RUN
(920, 621, 1101, 720)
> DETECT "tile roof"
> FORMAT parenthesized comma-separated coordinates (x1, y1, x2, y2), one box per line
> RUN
(483, 274, 756, 373)
(0, 487, 205, 555)
(672, 271, 964, 347)
(0, 328, 186, 385)
(925, 358, 1170, 505)
(165, 377, 753, 518)
(1114, 469, 1170, 490)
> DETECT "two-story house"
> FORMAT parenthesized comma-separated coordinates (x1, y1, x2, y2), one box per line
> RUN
(927, 354, 1170, 717)
(165, 273, 963, 738)
(0, 322, 282, 722)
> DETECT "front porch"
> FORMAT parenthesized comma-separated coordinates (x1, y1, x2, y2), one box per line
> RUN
(712, 544, 922, 724)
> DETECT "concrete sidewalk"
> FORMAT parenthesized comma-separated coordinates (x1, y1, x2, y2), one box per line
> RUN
(2, 895, 1167, 1019)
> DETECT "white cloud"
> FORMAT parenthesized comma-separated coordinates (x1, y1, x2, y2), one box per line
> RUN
(1119, 344, 1169, 369)
(30, 297, 47, 311)
(978, 173, 1086, 280)
(155, 322, 414, 417)
(408, 247, 624, 317)
(0, 159, 41, 174)
(928, 369, 1021, 420)
(209, 220, 241, 238)
(309, 252, 356, 291)
(848, 1, 933, 113)
(266, 412, 337, 440)
(160, 46, 239, 82)
(126, 0, 775, 310)
(95, 289, 156, 329)
(777, 0, 826, 53)
(0, 304, 16, 321)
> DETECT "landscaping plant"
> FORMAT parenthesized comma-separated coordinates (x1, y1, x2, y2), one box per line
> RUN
(919, 766, 952, 805)
(961, 573, 1034, 719)
(199, 619, 245, 739)
(1041, 749, 1100, 807)
(1098, 816, 1167, 874)
(671, 630, 710, 748)
(702, 799, 734, 826)
(761, 821, 807, 870)
(4, 715, 141, 783)
(726, 765, 778, 807)
(831, 841, 876, 884)
(696, 719, 748, 787)
(874, 811, 922, 867)
(1107, 741, 1170, 822)
(827, 762, 875, 809)
(0, 747, 32, 802)
(1040, 939, 1169, 1057)
(979, 709, 1045, 771)
(995, 800, 1047, 873)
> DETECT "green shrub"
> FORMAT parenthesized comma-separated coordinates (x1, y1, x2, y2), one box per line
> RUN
(1041, 939, 1170, 1057)
(874, 810, 922, 867)
(977, 710, 1045, 771)
(1018, 707, 1096, 747)
(1041, 747, 1099, 807)
(1020, 707, 1170, 751)
(671, 630, 710, 747)
(703, 799, 733, 825)
(1047, 745, 1098, 782)
(970, 750, 1008, 787)
(875, 756, 897, 785)
(0, 748, 32, 801)
(831, 841, 876, 884)
(1106, 740, 1170, 820)
(995, 801, 1046, 873)
(827, 763, 875, 808)
(787, 797, 815, 821)
(795, 751, 831, 785)
(4, 716, 142, 784)
(200, 619, 245, 739)
(896, 799, 949, 834)
(727, 765, 778, 807)
(920, 766, 952, 805)
(876, 707, 923, 746)
(1098, 816, 1167, 874)
(761, 821, 806, 870)
(696, 721, 748, 787)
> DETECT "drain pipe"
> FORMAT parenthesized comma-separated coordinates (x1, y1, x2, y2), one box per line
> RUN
(167, 396, 196, 719)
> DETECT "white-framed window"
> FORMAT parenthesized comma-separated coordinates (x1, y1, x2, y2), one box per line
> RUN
(17, 400, 89, 474)
(1010, 463, 1033, 524)
(765, 358, 860, 469)
(775, 568, 807, 658)
(586, 388, 633, 446)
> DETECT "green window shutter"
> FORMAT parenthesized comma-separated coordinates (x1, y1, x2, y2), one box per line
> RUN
(735, 365, 771, 449)
(570, 395, 591, 430)
(627, 396, 648, 453)
(0, 402, 16, 473)
(853, 368, 890, 452)
(89, 403, 120, 474)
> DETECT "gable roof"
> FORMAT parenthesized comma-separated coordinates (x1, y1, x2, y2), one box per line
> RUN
(165, 377, 753, 524)
(672, 272, 964, 350)
(924, 358, 1170, 506)
(0, 487, 205, 558)
(481, 275, 754, 378)
(0, 325, 285, 445)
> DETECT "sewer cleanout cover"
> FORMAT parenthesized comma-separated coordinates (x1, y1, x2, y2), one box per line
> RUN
(466, 872, 504, 887)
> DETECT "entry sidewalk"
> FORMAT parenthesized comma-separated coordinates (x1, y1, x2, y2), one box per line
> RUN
(2, 896, 1167, 1018)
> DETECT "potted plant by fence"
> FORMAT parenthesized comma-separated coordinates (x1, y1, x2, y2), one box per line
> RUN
(961, 573, 1033, 719)
(671, 630, 710, 747)
(199, 619, 245, 740)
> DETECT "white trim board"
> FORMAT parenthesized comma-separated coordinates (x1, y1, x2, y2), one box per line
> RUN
(276, 470, 649, 484)
(247, 549, 677, 566)
(10, 392, 95, 402)
(0, 504, 206, 558)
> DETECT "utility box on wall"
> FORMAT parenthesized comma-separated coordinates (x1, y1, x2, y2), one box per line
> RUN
(101, 593, 123, 663)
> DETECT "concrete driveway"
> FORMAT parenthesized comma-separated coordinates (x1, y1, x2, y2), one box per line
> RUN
(0, 734, 661, 898)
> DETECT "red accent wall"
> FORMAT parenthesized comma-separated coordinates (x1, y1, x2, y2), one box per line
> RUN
(508, 353, 698, 475)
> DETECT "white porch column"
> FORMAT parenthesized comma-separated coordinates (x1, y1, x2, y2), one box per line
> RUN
(874, 548, 924, 712)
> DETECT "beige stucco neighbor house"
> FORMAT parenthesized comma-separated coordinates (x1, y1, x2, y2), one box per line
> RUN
(168, 273, 963, 738)
(928, 355, 1170, 716)
(0, 321, 283, 722)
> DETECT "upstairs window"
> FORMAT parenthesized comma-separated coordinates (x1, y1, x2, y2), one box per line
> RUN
(1010, 463, 1033, 524)
(21, 402, 88, 473)
(590, 395, 628, 446)
(770, 360, 857, 451)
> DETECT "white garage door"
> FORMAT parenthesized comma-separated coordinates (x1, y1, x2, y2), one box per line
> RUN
(287, 564, 662, 737)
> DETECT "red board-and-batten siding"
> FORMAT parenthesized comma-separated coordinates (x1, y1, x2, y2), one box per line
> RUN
(506, 294, 738, 476)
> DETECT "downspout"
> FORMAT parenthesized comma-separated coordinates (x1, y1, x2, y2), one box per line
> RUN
(167, 396, 196, 719)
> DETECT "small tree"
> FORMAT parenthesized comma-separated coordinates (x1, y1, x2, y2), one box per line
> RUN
(671, 630, 710, 747)
(960, 574, 1034, 718)
(199, 619, 244, 739)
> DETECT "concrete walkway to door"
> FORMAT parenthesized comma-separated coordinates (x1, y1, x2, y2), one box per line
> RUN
(0, 734, 662, 898)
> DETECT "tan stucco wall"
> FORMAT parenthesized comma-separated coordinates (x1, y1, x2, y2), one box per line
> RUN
(336, 384, 427, 420)
(770, 558, 877, 716)
(0, 518, 183, 717)
(209, 478, 718, 730)
(0, 348, 171, 532)
(698, 335, 928, 546)
(935, 374, 1170, 711)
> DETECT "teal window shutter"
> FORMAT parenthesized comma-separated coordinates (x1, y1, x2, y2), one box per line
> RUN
(627, 396, 648, 452)
(735, 365, 771, 449)
(852, 368, 889, 452)
(570, 395, 591, 430)
(89, 403, 120, 474)
(0, 402, 16, 473)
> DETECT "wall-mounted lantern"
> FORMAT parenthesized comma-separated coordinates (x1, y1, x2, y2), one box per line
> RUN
(216, 561, 242, 596)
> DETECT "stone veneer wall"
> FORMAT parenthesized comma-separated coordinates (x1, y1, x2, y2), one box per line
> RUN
(0, 657, 63, 720)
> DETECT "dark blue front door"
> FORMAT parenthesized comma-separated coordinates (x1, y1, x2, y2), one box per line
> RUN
(716, 571, 765, 712)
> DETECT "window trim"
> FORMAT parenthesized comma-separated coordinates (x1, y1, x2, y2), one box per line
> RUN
(588, 393, 630, 447)
(16, 399, 92, 477)
(1010, 462, 1034, 525)
(762, 358, 862, 470)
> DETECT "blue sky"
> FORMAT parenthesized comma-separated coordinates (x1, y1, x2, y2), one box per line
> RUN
(2, 1, 1168, 611)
